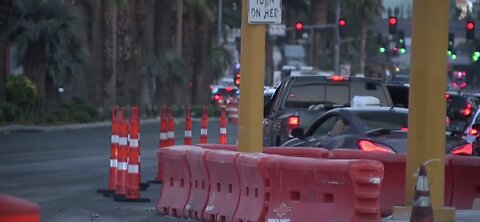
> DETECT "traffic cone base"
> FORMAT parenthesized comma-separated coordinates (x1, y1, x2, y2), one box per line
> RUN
(410, 165, 433, 222)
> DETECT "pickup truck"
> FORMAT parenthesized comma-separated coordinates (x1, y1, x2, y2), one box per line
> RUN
(263, 75, 393, 146)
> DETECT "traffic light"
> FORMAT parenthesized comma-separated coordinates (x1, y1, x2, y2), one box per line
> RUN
(295, 22, 304, 39)
(377, 33, 386, 54)
(448, 32, 455, 56)
(473, 45, 480, 62)
(234, 72, 240, 87)
(338, 18, 346, 39)
(466, 21, 475, 40)
(398, 30, 406, 54)
(388, 16, 398, 35)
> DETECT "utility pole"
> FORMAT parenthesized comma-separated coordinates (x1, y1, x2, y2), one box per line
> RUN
(217, 0, 223, 44)
(334, 0, 340, 74)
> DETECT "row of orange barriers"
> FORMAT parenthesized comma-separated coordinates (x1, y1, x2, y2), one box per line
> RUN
(155, 145, 384, 222)
(0, 194, 40, 222)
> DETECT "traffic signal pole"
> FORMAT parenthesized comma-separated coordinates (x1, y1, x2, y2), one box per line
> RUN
(333, 0, 340, 74)
(238, 0, 265, 153)
(392, 0, 455, 220)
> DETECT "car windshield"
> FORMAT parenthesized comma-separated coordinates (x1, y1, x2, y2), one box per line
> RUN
(354, 111, 408, 131)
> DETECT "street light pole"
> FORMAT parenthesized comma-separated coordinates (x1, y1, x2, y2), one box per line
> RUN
(334, 0, 340, 74)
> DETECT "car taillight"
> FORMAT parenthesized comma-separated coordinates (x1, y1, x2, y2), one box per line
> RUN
(451, 143, 473, 155)
(288, 116, 299, 129)
(461, 108, 472, 117)
(468, 128, 479, 136)
(445, 93, 450, 99)
(400, 127, 408, 132)
(328, 75, 346, 81)
(467, 103, 472, 109)
(357, 140, 394, 153)
(214, 94, 221, 101)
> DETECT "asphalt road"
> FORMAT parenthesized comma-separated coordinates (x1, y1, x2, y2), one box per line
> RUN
(0, 119, 238, 222)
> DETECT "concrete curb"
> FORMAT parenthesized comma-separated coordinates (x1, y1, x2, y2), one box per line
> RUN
(0, 117, 221, 134)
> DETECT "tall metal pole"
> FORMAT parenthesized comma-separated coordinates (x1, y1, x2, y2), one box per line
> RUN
(217, 0, 223, 44)
(238, 0, 265, 153)
(333, 0, 340, 74)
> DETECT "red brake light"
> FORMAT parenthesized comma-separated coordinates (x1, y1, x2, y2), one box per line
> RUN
(288, 116, 300, 129)
(467, 103, 472, 109)
(460, 82, 467, 88)
(357, 140, 393, 153)
(445, 93, 450, 99)
(401, 127, 408, 132)
(468, 128, 479, 136)
(452, 82, 458, 88)
(225, 87, 234, 92)
(328, 75, 345, 81)
(214, 94, 221, 101)
(452, 143, 473, 155)
(462, 108, 472, 116)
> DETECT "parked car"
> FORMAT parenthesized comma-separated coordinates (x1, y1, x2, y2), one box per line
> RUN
(282, 106, 473, 155)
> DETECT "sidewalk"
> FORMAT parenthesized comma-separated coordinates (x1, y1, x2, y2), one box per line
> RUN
(0, 117, 220, 134)
(382, 210, 480, 222)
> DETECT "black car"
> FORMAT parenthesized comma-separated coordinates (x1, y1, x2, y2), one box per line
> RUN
(282, 107, 472, 155)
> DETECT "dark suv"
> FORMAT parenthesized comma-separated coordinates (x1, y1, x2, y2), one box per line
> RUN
(263, 75, 393, 146)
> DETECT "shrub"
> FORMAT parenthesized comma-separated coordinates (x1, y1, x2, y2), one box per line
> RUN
(6, 75, 37, 112)
(0, 102, 20, 123)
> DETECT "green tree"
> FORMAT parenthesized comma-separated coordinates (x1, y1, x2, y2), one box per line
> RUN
(0, 0, 12, 102)
(344, 0, 383, 75)
(10, 0, 86, 110)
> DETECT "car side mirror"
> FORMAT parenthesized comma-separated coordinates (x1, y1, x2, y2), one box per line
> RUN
(473, 123, 480, 131)
(290, 127, 305, 139)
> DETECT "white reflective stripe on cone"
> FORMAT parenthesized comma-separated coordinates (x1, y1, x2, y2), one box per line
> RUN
(110, 159, 118, 167)
(415, 196, 432, 207)
(220, 128, 227, 134)
(111, 135, 119, 143)
(167, 131, 174, 138)
(117, 162, 128, 170)
(129, 139, 139, 148)
(185, 130, 192, 137)
(201, 129, 208, 135)
(416, 176, 429, 192)
(160, 132, 167, 140)
(119, 137, 128, 146)
(128, 164, 139, 174)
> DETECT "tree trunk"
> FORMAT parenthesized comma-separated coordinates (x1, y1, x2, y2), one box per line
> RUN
(103, 3, 117, 109)
(286, 9, 297, 45)
(183, 5, 196, 105)
(0, 0, 12, 102)
(311, 0, 328, 70)
(359, 18, 367, 75)
(138, 0, 155, 109)
(25, 43, 46, 110)
(192, 11, 213, 105)
(90, 1, 104, 107)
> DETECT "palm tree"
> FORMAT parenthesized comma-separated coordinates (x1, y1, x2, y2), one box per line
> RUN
(345, 0, 383, 75)
(0, 0, 12, 102)
(10, 0, 86, 110)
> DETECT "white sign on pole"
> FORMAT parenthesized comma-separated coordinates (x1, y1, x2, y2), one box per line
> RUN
(248, 0, 282, 24)
(268, 24, 286, 36)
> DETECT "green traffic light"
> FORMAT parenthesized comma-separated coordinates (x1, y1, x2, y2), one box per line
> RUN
(447, 50, 452, 56)
(399, 39, 404, 44)
(379, 47, 386, 53)
(400, 48, 406, 54)
(474, 51, 480, 57)
(451, 54, 457, 60)
(473, 55, 479, 62)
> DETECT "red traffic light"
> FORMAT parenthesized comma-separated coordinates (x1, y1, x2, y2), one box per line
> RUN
(295, 22, 304, 31)
(338, 19, 346, 27)
(467, 21, 475, 30)
(389, 17, 397, 25)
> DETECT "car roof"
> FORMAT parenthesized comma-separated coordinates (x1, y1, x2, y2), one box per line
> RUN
(288, 75, 383, 83)
(332, 106, 408, 114)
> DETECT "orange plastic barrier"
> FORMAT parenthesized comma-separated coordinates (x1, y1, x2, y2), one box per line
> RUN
(197, 143, 237, 151)
(233, 153, 270, 222)
(204, 150, 241, 222)
(0, 194, 40, 222)
(185, 148, 211, 220)
(156, 145, 198, 217)
(329, 149, 406, 216)
(264, 155, 384, 222)
(263, 147, 329, 158)
(219, 106, 227, 144)
(446, 155, 480, 209)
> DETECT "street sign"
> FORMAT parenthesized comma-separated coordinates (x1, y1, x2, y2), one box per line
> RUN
(268, 24, 286, 36)
(340, 64, 351, 76)
(248, 0, 282, 24)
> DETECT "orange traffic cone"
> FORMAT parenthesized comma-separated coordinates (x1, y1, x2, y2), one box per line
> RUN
(97, 106, 119, 197)
(159, 107, 168, 148)
(200, 106, 208, 143)
(219, 106, 227, 144)
(184, 106, 192, 145)
(115, 106, 150, 202)
(114, 107, 128, 198)
(167, 106, 175, 146)
(410, 165, 434, 222)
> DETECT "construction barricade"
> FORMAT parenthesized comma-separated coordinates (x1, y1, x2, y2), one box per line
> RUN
(96, 106, 119, 196)
(185, 148, 211, 220)
(156, 145, 197, 217)
(204, 150, 241, 222)
(0, 194, 40, 222)
(264, 147, 329, 158)
(264, 155, 384, 222)
(446, 155, 480, 209)
(233, 153, 270, 222)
